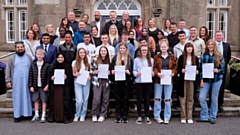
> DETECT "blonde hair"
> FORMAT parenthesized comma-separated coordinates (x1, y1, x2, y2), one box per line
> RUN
(205, 39, 221, 67)
(45, 24, 56, 35)
(36, 48, 45, 54)
(148, 18, 155, 27)
(109, 24, 119, 42)
(116, 42, 131, 67)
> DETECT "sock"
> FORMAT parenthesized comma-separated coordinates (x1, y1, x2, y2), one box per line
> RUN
(42, 111, 46, 118)
(35, 111, 39, 117)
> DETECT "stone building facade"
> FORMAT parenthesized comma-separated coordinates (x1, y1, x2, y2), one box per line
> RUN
(0, 0, 239, 55)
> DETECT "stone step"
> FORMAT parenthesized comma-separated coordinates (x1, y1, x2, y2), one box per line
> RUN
(1, 107, 240, 118)
(2, 90, 238, 109)
(6, 89, 232, 99)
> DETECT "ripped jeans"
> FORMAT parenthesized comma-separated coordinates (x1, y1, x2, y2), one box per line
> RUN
(153, 84, 173, 120)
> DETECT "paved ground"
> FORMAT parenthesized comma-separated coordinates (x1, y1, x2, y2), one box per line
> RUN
(0, 117, 240, 135)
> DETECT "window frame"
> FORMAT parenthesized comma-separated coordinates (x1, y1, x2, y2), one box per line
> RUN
(6, 9, 15, 43)
(206, 10, 216, 39)
(18, 9, 28, 40)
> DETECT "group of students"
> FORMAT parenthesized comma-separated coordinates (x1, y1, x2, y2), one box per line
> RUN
(5, 10, 230, 125)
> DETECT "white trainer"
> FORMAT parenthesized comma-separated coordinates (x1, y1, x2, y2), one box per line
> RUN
(80, 117, 85, 122)
(92, 116, 97, 122)
(73, 117, 79, 122)
(98, 116, 105, 122)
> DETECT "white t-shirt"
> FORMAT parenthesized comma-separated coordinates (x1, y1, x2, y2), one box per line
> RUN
(37, 61, 43, 87)
(95, 44, 115, 57)
(77, 43, 96, 63)
(72, 60, 86, 72)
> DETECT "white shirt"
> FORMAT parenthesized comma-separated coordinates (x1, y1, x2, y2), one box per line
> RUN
(216, 41, 223, 56)
(77, 43, 96, 63)
(96, 21, 101, 37)
(95, 44, 115, 57)
(37, 61, 43, 87)
(72, 60, 86, 72)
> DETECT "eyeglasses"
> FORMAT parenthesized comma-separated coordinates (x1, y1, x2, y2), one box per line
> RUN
(141, 50, 148, 52)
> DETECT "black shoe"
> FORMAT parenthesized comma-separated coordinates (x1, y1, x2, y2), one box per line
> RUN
(14, 118, 21, 123)
(218, 105, 224, 111)
(115, 116, 122, 123)
(196, 119, 209, 122)
(122, 116, 128, 123)
(209, 119, 216, 124)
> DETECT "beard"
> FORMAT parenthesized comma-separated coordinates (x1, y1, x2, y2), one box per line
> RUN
(16, 51, 25, 56)
(95, 18, 100, 22)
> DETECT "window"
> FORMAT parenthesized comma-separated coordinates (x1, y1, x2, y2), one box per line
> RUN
(6, 10, 15, 42)
(94, 0, 141, 15)
(6, 0, 14, 5)
(18, 0, 27, 5)
(207, 0, 215, 6)
(19, 10, 27, 40)
(207, 11, 215, 38)
(3, 0, 27, 43)
(219, 0, 227, 6)
(206, 0, 230, 41)
(219, 10, 227, 41)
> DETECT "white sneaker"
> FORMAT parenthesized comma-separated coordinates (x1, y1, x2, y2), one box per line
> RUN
(31, 115, 39, 123)
(135, 117, 142, 124)
(80, 117, 85, 122)
(73, 117, 79, 122)
(181, 120, 186, 124)
(92, 116, 97, 122)
(98, 116, 105, 122)
(187, 120, 193, 124)
(40, 117, 46, 123)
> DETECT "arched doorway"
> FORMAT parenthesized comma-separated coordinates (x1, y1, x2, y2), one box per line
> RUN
(94, 0, 141, 26)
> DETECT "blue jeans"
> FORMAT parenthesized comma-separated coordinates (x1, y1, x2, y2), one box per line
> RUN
(74, 79, 90, 118)
(199, 79, 222, 120)
(153, 84, 173, 120)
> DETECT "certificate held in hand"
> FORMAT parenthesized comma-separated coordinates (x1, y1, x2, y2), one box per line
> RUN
(76, 70, 89, 85)
(54, 69, 65, 84)
(115, 66, 126, 81)
(98, 64, 109, 79)
(202, 63, 214, 78)
(184, 65, 196, 81)
(160, 70, 172, 85)
(141, 67, 152, 83)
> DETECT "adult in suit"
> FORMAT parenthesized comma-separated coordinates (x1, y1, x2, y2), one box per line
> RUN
(213, 31, 231, 111)
(90, 11, 105, 37)
(103, 11, 123, 36)
(36, 33, 57, 66)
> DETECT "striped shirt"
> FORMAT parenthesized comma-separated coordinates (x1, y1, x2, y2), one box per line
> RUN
(199, 53, 225, 83)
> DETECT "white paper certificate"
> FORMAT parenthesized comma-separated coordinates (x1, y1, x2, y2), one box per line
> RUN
(161, 70, 172, 85)
(184, 65, 196, 81)
(76, 70, 89, 85)
(54, 69, 65, 84)
(98, 64, 109, 79)
(141, 67, 152, 82)
(202, 63, 214, 78)
(115, 66, 126, 81)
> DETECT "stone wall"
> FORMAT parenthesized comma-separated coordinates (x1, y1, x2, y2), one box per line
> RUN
(28, 0, 67, 33)
(0, 0, 6, 44)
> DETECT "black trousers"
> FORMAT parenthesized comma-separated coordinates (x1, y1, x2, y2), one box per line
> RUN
(114, 82, 130, 117)
(136, 83, 152, 117)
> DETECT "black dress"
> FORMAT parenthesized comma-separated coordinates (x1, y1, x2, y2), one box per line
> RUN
(47, 58, 73, 124)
